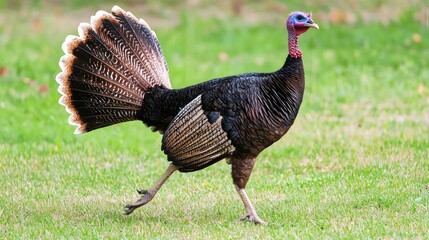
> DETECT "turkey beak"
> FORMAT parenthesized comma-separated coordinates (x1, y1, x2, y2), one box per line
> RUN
(304, 19, 319, 29)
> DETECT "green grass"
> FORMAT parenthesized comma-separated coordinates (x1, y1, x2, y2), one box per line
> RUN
(1, 1, 428, 239)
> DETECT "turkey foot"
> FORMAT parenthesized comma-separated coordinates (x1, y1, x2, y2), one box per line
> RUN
(124, 164, 178, 215)
(240, 212, 267, 225)
(124, 191, 154, 215)
(235, 185, 267, 225)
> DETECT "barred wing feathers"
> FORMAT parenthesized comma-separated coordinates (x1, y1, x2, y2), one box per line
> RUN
(162, 95, 236, 172)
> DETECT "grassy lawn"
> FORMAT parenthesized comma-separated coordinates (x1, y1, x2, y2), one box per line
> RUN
(1, 1, 428, 239)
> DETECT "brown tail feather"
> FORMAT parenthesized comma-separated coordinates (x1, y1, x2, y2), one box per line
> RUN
(57, 6, 171, 134)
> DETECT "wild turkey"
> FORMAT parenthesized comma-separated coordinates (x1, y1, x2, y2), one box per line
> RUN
(57, 6, 318, 224)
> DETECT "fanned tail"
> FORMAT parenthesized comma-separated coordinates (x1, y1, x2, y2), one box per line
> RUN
(56, 6, 171, 134)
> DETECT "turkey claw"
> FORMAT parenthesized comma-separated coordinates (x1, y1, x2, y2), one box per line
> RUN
(240, 213, 267, 225)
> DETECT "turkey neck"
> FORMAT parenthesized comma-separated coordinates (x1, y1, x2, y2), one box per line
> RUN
(260, 55, 305, 126)
(288, 28, 302, 58)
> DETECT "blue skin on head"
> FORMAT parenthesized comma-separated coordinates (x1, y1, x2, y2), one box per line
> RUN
(287, 12, 318, 35)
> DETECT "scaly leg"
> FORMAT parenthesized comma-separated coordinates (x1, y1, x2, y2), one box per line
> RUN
(231, 156, 267, 224)
(235, 185, 267, 225)
(124, 164, 178, 215)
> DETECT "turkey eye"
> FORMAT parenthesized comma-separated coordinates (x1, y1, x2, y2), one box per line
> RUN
(297, 15, 303, 20)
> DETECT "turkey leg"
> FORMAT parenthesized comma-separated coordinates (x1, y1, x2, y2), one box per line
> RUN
(231, 157, 267, 224)
(124, 164, 178, 215)
(235, 185, 267, 224)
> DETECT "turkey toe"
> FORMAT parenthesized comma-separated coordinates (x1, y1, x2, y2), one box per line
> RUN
(137, 189, 148, 194)
(240, 212, 267, 225)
